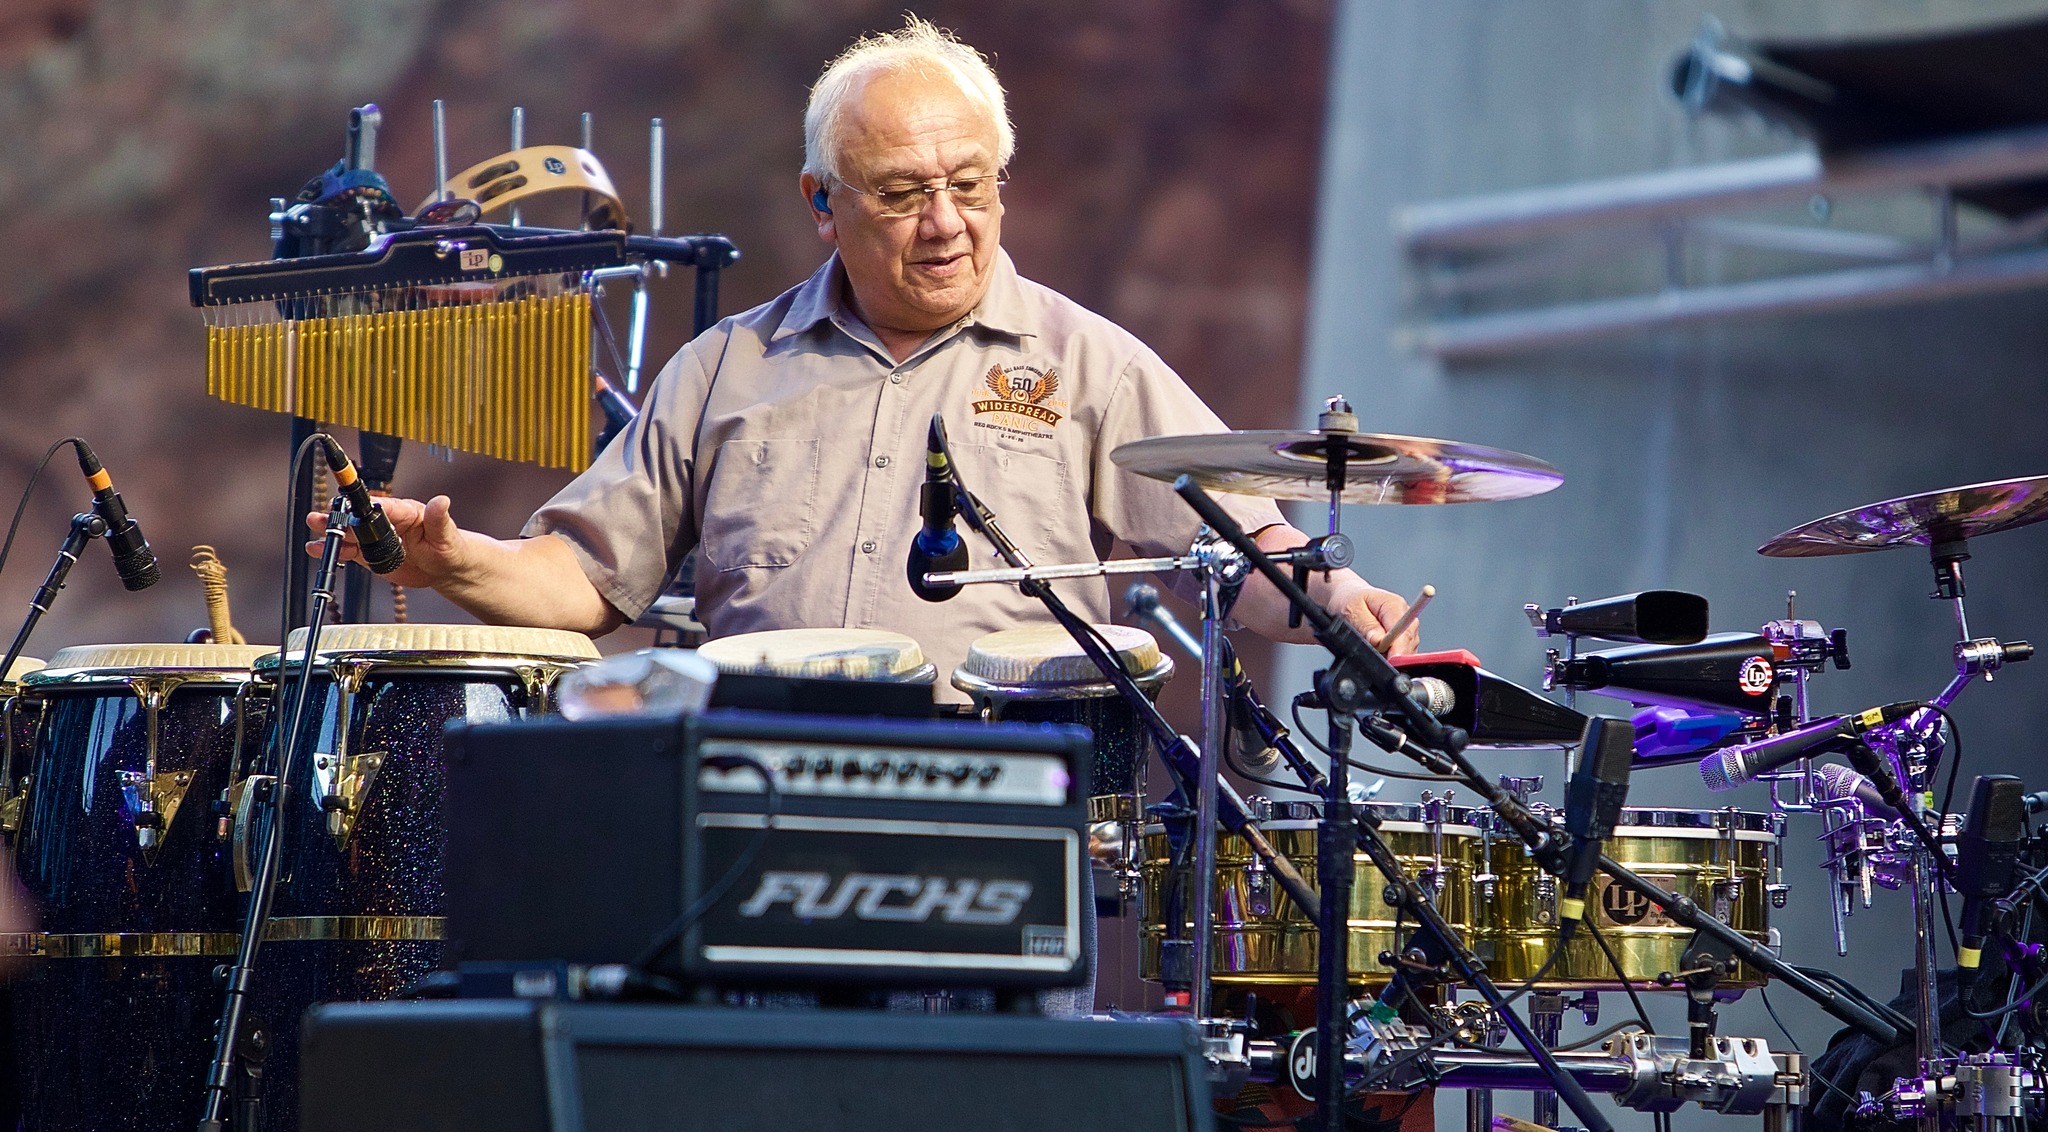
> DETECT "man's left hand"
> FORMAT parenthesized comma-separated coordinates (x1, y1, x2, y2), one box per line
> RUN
(1339, 584, 1419, 656)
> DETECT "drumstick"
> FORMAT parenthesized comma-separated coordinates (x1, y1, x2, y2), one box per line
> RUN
(1376, 584, 1434, 653)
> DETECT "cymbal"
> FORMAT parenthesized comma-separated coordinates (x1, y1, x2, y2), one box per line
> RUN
(1110, 430, 1564, 505)
(1759, 475, 2048, 557)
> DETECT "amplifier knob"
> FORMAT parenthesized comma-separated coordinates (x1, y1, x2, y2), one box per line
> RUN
(947, 763, 973, 785)
(840, 760, 863, 781)
(780, 756, 805, 778)
(976, 763, 1002, 785)
(894, 761, 919, 782)
(811, 758, 833, 779)
(864, 760, 889, 781)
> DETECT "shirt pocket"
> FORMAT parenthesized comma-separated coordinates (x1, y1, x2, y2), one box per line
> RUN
(951, 441, 1076, 564)
(701, 438, 820, 570)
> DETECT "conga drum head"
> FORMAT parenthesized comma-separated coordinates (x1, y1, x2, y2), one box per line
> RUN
(951, 623, 1169, 698)
(697, 628, 934, 682)
(275, 622, 602, 664)
(31, 642, 276, 681)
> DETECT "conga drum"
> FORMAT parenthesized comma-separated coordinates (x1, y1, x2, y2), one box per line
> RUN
(950, 624, 1171, 820)
(951, 624, 1172, 901)
(5, 643, 272, 1132)
(240, 623, 597, 1129)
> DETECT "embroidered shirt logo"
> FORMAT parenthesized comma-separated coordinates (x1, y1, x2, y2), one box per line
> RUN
(972, 364, 1066, 434)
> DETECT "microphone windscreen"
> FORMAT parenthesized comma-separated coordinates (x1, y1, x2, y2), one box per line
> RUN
(1699, 748, 1745, 793)
(112, 543, 161, 591)
(1408, 675, 1456, 717)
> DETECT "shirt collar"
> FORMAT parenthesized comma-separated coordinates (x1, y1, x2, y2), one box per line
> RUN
(770, 250, 1036, 345)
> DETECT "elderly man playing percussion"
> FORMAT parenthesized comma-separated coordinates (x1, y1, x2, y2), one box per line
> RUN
(313, 17, 1418, 689)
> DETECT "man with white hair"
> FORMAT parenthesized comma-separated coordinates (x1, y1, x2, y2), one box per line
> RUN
(324, 16, 1418, 681)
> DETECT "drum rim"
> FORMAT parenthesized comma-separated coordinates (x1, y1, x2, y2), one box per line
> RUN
(23, 665, 261, 687)
(252, 649, 595, 674)
(1611, 806, 1775, 834)
(952, 654, 1173, 702)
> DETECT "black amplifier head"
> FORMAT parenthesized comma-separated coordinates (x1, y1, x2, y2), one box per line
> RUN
(443, 709, 1093, 994)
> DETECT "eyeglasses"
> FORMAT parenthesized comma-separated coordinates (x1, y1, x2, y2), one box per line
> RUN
(837, 173, 1007, 218)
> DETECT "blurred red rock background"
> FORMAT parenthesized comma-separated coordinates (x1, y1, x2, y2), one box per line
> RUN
(0, 0, 1328, 691)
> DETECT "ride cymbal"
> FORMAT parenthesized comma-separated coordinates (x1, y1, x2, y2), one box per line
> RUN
(1109, 430, 1563, 504)
(1759, 475, 2048, 557)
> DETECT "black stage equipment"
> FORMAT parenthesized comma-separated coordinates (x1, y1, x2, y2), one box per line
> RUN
(300, 1000, 1212, 1132)
(442, 711, 1091, 993)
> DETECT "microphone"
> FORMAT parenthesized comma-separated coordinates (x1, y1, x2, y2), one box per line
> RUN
(1125, 582, 1203, 660)
(1393, 652, 1587, 744)
(1127, 583, 1280, 775)
(1956, 774, 2027, 974)
(1699, 701, 1922, 792)
(1406, 675, 1456, 717)
(317, 437, 406, 574)
(72, 441, 159, 591)
(1811, 762, 1900, 820)
(1559, 716, 1635, 935)
(906, 414, 967, 602)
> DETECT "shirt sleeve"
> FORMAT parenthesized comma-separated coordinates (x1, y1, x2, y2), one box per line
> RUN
(1090, 343, 1286, 572)
(522, 340, 711, 621)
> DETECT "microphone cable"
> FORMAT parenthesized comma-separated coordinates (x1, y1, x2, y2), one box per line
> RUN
(0, 437, 84, 582)
(631, 751, 783, 972)
(1288, 695, 1462, 783)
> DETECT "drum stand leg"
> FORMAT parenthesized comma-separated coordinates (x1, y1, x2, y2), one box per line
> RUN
(1530, 991, 1565, 1129)
(1466, 1086, 1494, 1131)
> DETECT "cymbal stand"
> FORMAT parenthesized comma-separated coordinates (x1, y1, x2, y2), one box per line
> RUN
(1877, 534, 2035, 1131)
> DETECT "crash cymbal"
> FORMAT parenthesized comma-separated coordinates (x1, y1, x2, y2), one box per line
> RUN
(1759, 475, 2048, 557)
(1109, 430, 1563, 505)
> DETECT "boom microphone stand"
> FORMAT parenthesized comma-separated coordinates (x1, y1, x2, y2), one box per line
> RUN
(0, 512, 110, 681)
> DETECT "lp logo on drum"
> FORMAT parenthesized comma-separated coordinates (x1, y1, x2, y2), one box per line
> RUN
(1600, 878, 1673, 927)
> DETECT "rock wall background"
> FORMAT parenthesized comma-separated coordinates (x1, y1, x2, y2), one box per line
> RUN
(0, 0, 1328, 680)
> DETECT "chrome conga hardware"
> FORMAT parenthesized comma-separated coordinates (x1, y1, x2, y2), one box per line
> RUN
(1245, 853, 1273, 917)
(1532, 872, 1560, 927)
(1419, 789, 1454, 899)
(1499, 775, 1544, 806)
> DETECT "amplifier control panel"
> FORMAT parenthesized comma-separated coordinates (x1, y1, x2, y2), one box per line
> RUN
(696, 739, 1072, 806)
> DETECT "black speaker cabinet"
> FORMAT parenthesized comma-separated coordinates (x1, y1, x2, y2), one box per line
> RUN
(299, 1000, 1212, 1132)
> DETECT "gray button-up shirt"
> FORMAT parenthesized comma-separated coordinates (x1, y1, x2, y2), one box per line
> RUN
(526, 250, 1283, 695)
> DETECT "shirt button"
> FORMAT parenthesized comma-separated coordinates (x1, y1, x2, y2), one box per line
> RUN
(874, 454, 890, 468)
(860, 540, 878, 555)
(889, 373, 904, 384)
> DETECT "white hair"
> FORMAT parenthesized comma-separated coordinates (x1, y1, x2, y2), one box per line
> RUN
(803, 15, 1015, 184)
